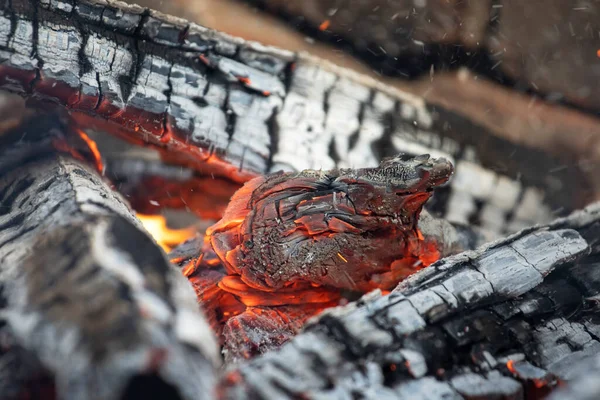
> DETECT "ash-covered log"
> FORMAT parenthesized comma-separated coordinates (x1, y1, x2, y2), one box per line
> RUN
(549, 352, 600, 400)
(220, 203, 600, 399)
(0, 113, 219, 399)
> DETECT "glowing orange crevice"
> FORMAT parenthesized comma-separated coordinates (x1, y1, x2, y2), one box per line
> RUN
(218, 275, 341, 307)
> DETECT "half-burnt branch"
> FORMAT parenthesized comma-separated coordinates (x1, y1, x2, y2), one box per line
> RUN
(220, 203, 600, 399)
(105, 156, 240, 220)
(0, 114, 218, 400)
(90, 131, 241, 220)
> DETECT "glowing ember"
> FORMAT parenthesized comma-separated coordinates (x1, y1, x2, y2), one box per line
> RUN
(506, 359, 516, 374)
(208, 155, 452, 292)
(137, 214, 197, 252)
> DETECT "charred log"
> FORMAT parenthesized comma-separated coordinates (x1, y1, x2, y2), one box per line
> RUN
(220, 203, 600, 399)
(0, 0, 592, 235)
(0, 114, 219, 399)
(107, 158, 239, 220)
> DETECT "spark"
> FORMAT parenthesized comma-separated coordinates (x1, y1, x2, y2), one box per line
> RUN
(319, 20, 331, 31)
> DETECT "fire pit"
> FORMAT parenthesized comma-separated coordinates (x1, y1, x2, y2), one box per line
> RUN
(0, 1, 600, 399)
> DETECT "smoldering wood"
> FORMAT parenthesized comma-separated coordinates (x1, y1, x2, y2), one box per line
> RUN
(220, 203, 600, 399)
(207, 155, 456, 293)
(170, 232, 326, 364)
(2, 2, 596, 396)
(169, 154, 485, 363)
(0, 115, 219, 399)
(246, 0, 600, 113)
(0, 0, 592, 236)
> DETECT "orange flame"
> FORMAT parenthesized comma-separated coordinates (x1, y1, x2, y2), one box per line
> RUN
(76, 130, 104, 173)
(137, 214, 196, 252)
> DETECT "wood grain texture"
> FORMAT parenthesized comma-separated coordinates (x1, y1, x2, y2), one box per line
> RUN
(220, 203, 600, 399)
(0, 0, 591, 235)
(0, 115, 219, 399)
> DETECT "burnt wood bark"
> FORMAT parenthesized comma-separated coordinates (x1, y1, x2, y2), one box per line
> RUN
(0, 0, 592, 236)
(0, 114, 219, 399)
(245, 0, 600, 112)
(220, 203, 600, 399)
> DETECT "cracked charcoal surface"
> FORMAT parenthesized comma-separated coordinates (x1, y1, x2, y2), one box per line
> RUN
(0, 0, 592, 235)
